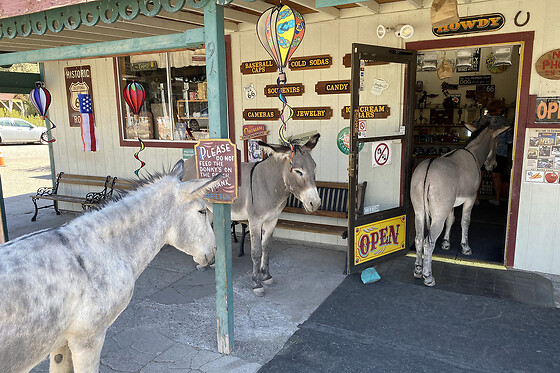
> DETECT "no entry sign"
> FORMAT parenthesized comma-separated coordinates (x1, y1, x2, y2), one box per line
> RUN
(372, 141, 392, 167)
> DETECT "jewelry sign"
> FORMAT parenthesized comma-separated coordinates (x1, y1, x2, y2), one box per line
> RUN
(195, 139, 238, 203)
(64, 65, 93, 128)
(432, 13, 505, 37)
(341, 105, 390, 119)
(292, 107, 333, 120)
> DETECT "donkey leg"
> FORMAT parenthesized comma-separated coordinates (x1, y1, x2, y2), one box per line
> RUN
(49, 342, 73, 373)
(441, 210, 455, 250)
(248, 222, 265, 296)
(460, 202, 475, 255)
(260, 219, 278, 286)
(423, 217, 446, 287)
(413, 213, 425, 279)
(67, 333, 105, 373)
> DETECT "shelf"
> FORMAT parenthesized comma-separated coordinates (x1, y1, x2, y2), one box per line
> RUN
(187, 99, 207, 102)
(414, 125, 466, 128)
(179, 116, 208, 120)
(416, 142, 466, 145)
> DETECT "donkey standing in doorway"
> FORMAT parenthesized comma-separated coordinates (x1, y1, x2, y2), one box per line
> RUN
(410, 123, 510, 287)
(0, 160, 220, 373)
(185, 134, 321, 296)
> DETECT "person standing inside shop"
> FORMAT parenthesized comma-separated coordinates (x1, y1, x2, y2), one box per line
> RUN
(474, 99, 513, 206)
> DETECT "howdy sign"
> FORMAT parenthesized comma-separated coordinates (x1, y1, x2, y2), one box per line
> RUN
(264, 83, 304, 97)
(289, 55, 332, 70)
(535, 97, 560, 124)
(240, 124, 269, 140)
(432, 13, 505, 36)
(342, 105, 390, 119)
(315, 80, 351, 95)
(535, 49, 560, 80)
(243, 108, 281, 121)
(195, 139, 238, 203)
(354, 215, 406, 265)
(293, 107, 333, 120)
(240, 59, 277, 74)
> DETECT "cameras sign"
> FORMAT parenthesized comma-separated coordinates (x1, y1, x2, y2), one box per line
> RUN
(372, 141, 392, 167)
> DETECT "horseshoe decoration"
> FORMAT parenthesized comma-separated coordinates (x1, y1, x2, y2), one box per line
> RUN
(514, 11, 530, 27)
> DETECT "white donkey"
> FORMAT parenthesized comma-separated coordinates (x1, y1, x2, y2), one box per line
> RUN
(0, 160, 220, 373)
(185, 134, 321, 296)
(410, 123, 510, 286)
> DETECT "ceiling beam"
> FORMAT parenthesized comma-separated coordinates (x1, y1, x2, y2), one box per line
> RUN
(357, 0, 380, 13)
(157, 11, 238, 32)
(406, 0, 423, 8)
(223, 8, 259, 24)
(231, 0, 272, 14)
(291, 0, 339, 19)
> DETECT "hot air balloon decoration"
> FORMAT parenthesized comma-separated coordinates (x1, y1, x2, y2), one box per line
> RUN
(29, 82, 56, 143)
(123, 81, 147, 176)
(256, 4, 305, 147)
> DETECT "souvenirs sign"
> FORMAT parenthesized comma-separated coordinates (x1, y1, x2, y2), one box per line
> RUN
(535, 97, 560, 124)
(354, 215, 406, 265)
(536, 49, 560, 80)
(315, 80, 351, 95)
(288, 55, 332, 71)
(240, 124, 269, 140)
(243, 108, 281, 121)
(459, 75, 491, 85)
(292, 107, 333, 120)
(342, 54, 388, 68)
(264, 83, 304, 97)
(240, 59, 276, 74)
(195, 139, 238, 203)
(432, 13, 505, 37)
(64, 65, 93, 128)
(341, 105, 390, 120)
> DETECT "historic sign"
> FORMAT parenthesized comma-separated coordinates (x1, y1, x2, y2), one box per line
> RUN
(432, 13, 505, 37)
(264, 83, 305, 97)
(240, 124, 269, 140)
(315, 80, 351, 95)
(535, 97, 560, 124)
(195, 139, 238, 203)
(354, 215, 406, 265)
(342, 54, 388, 68)
(459, 75, 491, 85)
(292, 107, 333, 120)
(341, 105, 390, 120)
(240, 60, 277, 74)
(535, 49, 560, 80)
(64, 65, 93, 128)
(289, 55, 332, 71)
(243, 108, 281, 121)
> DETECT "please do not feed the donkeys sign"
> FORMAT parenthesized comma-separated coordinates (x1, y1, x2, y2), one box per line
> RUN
(195, 139, 238, 203)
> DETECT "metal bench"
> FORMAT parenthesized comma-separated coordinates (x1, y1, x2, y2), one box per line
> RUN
(31, 172, 113, 221)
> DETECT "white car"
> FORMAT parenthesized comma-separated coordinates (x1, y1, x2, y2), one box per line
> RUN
(0, 118, 47, 144)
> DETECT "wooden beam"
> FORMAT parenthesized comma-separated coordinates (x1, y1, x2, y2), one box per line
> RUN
(231, 0, 272, 14)
(406, 0, 423, 8)
(357, 0, 380, 13)
(157, 11, 238, 32)
(0, 71, 41, 94)
(292, 0, 339, 19)
(223, 8, 258, 24)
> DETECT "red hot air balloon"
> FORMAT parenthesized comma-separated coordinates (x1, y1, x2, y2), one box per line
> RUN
(123, 81, 146, 119)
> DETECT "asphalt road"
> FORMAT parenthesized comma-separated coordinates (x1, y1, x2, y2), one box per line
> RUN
(0, 144, 52, 198)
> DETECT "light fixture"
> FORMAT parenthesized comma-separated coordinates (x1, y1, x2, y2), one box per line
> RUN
(376, 25, 386, 39)
(376, 24, 414, 39)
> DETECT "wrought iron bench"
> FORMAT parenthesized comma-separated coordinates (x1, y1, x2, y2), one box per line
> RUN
(31, 172, 113, 221)
(234, 181, 367, 256)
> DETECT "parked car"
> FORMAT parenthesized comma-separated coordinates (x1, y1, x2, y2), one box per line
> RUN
(0, 118, 46, 144)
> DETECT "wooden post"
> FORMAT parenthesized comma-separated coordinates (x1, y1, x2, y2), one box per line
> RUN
(204, 2, 234, 354)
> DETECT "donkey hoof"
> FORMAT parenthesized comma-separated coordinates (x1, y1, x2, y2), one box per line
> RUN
(441, 240, 450, 250)
(196, 264, 207, 271)
(263, 277, 274, 286)
(413, 266, 423, 279)
(252, 287, 265, 297)
(423, 276, 436, 287)
(461, 247, 472, 255)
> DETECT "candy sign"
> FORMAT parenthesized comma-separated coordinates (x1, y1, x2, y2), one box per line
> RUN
(195, 139, 238, 203)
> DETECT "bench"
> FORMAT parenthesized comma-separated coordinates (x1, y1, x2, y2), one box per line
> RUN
(234, 181, 367, 256)
(31, 172, 113, 221)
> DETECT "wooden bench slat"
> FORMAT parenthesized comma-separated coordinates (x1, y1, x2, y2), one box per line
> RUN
(59, 174, 109, 181)
(282, 207, 346, 219)
(59, 179, 109, 187)
(276, 219, 347, 236)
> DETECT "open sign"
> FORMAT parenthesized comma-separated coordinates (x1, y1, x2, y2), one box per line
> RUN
(536, 97, 560, 124)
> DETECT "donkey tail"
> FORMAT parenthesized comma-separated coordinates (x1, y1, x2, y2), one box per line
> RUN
(422, 158, 436, 240)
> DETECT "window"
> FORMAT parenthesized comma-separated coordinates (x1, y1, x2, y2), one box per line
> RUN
(116, 49, 210, 146)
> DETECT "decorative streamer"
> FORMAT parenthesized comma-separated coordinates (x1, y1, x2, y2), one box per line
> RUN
(123, 81, 147, 176)
(133, 138, 146, 177)
(29, 81, 56, 143)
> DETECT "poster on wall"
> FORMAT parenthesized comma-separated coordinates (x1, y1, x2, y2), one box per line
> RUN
(525, 128, 560, 184)
(64, 65, 93, 128)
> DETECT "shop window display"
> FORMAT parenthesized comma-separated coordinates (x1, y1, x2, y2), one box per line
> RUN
(117, 50, 210, 143)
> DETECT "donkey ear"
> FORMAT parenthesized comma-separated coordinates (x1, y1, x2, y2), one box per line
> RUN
(302, 133, 320, 151)
(171, 159, 185, 180)
(187, 173, 224, 197)
(492, 126, 511, 138)
(464, 123, 478, 133)
(257, 141, 291, 159)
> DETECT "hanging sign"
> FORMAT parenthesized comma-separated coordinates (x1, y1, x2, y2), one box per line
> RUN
(243, 108, 281, 121)
(459, 75, 491, 85)
(131, 61, 158, 72)
(372, 141, 393, 167)
(288, 55, 332, 70)
(354, 215, 406, 265)
(341, 105, 390, 119)
(64, 65, 93, 128)
(315, 80, 351, 95)
(240, 124, 269, 140)
(195, 139, 238, 203)
(535, 97, 560, 124)
(535, 49, 560, 80)
(432, 13, 505, 37)
(292, 107, 333, 120)
(240, 60, 277, 74)
(342, 54, 388, 68)
(264, 83, 305, 97)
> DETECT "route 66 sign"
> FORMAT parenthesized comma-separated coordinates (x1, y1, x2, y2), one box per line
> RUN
(244, 84, 256, 100)
(372, 141, 392, 167)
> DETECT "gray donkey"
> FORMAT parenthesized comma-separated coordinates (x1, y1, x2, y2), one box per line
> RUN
(185, 134, 321, 296)
(410, 123, 510, 287)
(0, 160, 220, 373)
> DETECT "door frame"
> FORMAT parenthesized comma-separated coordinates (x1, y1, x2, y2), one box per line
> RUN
(406, 31, 534, 267)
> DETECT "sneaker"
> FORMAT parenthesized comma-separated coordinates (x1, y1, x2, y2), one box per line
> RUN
(488, 199, 500, 206)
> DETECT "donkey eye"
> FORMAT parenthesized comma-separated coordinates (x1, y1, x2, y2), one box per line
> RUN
(295, 170, 303, 177)
(198, 209, 207, 215)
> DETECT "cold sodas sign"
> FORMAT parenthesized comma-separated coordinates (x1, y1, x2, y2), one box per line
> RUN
(195, 139, 238, 203)
(354, 215, 406, 265)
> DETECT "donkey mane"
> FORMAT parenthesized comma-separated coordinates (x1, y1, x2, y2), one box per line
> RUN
(464, 120, 491, 147)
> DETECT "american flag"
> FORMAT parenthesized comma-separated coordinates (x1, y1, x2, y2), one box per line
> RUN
(78, 93, 98, 151)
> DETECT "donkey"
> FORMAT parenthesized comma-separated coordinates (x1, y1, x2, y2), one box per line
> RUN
(185, 134, 321, 296)
(0, 160, 220, 373)
(410, 123, 510, 287)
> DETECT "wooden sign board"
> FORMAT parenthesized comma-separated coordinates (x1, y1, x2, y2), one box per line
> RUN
(289, 55, 332, 71)
(240, 124, 269, 140)
(432, 13, 505, 37)
(315, 80, 351, 95)
(342, 54, 389, 68)
(243, 108, 281, 121)
(64, 65, 93, 128)
(240, 60, 277, 75)
(264, 83, 305, 97)
(536, 49, 560, 80)
(459, 75, 491, 85)
(195, 139, 238, 203)
(292, 107, 333, 120)
(535, 97, 560, 123)
(342, 105, 390, 120)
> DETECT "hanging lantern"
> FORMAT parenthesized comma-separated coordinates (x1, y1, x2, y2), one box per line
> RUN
(123, 81, 146, 119)
(29, 81, 56, 143)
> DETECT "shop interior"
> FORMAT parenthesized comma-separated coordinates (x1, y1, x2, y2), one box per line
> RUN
(414, 44, 520, 265)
